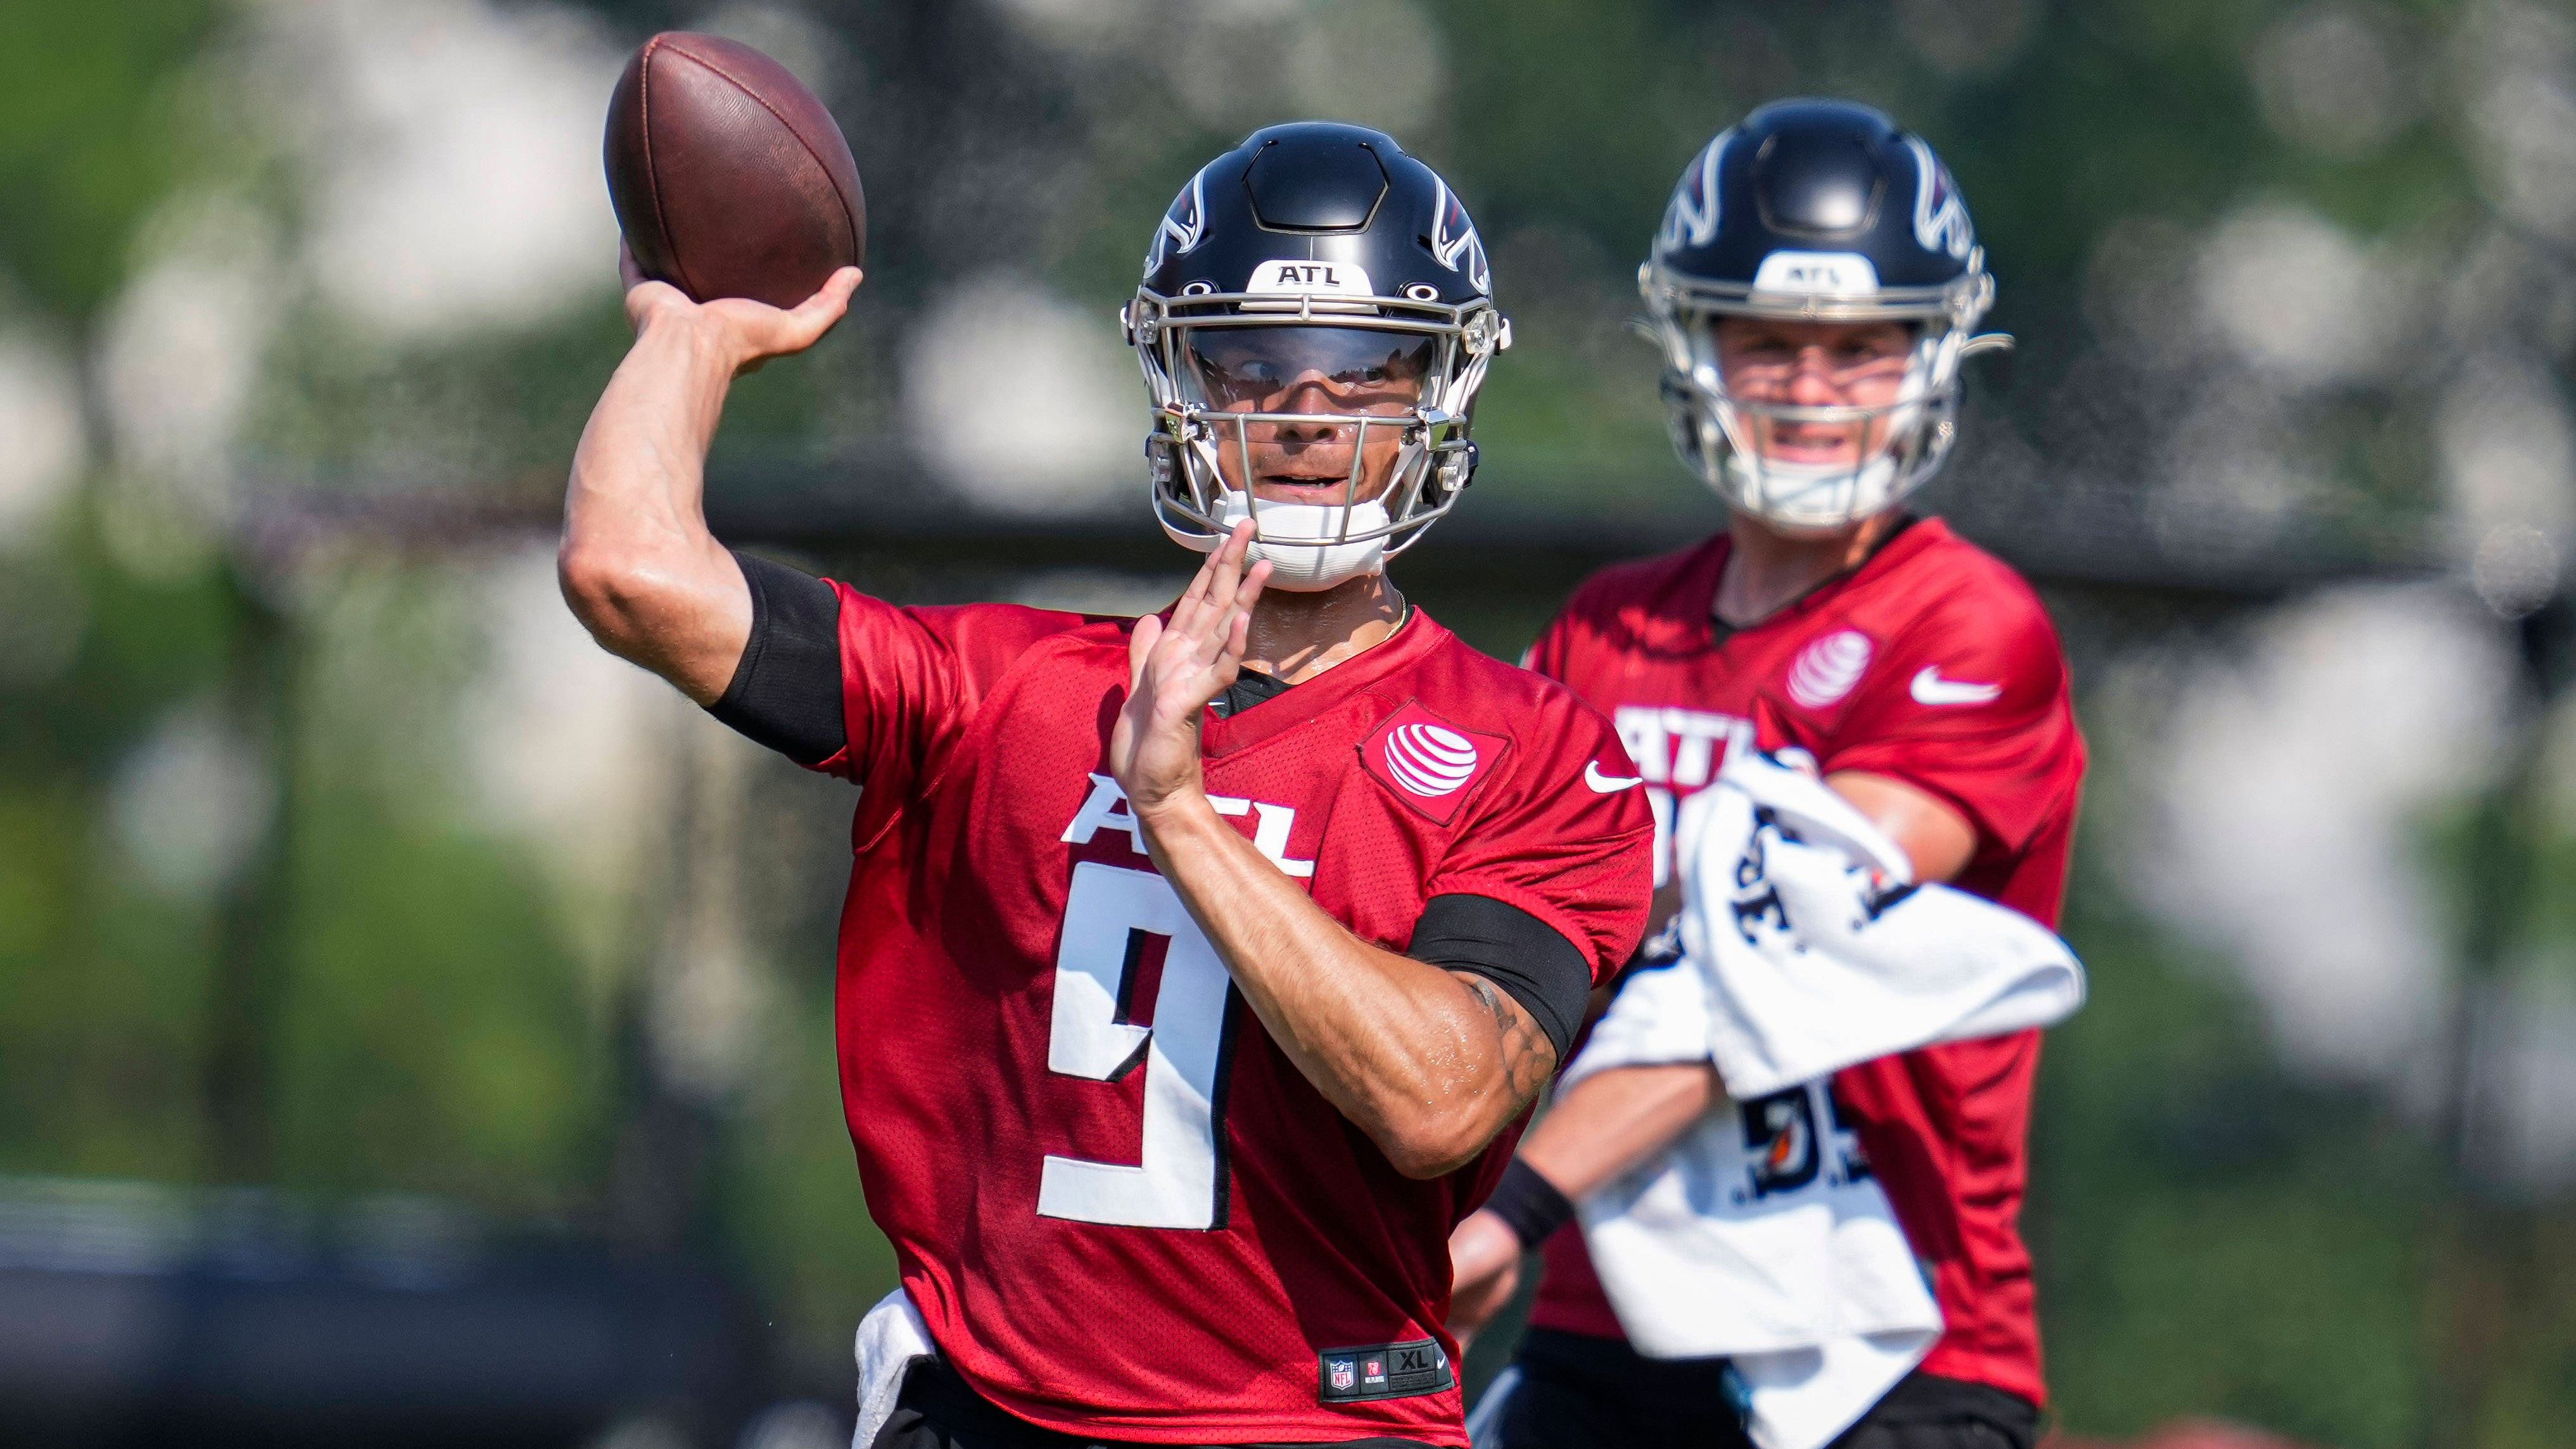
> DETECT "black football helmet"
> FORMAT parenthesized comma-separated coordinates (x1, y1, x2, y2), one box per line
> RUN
(1124, 122, 1509, 589)
(1641, 99, 2007, 531)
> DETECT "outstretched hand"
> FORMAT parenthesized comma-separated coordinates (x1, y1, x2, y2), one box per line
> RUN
(1112, 521, 1271, 818)
(619, 242, 862, 376)
(1445, 1209, 1523, 1345)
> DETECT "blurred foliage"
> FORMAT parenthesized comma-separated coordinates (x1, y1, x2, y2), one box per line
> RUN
(5, 0, 2576, 1443)
(0, 0, 214, 318)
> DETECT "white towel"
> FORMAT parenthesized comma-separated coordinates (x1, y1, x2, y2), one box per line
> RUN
(851, 1287, 937, 1449)
(1561, 747, 2085, 1449)
(1672, 748, 2086, 1101)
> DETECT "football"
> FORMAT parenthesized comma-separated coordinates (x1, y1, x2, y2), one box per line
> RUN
(604, 32, 866, 309)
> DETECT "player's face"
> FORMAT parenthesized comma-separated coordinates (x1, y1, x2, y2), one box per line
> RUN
(1713, 318, 1916, 469)
(1184, 326, 1434, 506)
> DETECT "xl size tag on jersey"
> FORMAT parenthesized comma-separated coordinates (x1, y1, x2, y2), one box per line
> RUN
(1317, 1339, 1453, 1403)
(1358, 702, 1507, 826)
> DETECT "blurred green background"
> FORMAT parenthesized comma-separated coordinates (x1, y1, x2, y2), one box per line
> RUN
(6, 1, 2576, 1446)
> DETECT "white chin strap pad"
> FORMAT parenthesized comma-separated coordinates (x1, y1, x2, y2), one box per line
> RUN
(1722, 452, 1903, 534)
(1190, 489, 1390, 592)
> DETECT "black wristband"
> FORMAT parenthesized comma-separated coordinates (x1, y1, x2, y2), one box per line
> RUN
(1482, 1159, 1577, 1250)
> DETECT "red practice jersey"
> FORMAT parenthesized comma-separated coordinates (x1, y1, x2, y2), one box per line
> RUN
(1521, 517, 2085, 1408)
(815, 593, 1655, 1445)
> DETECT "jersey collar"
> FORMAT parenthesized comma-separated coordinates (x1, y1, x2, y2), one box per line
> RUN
(1198, 607, 1450, 759)
(1697, 515, 1950, 648)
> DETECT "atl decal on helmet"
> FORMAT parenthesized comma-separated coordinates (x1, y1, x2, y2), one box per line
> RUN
(1381, 722, 1482, 797)
(1786, 630, 1873, 709)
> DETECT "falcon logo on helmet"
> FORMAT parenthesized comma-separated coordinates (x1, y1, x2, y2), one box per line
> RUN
(1658, 129, 1732, 253)
(1428, 177, 1491, 294)
(1125, 123, 1511, 592)
(1639, 100, 2009, 534)
(1143, 166, 1209, 278)
(1907, 137, 1975, 261)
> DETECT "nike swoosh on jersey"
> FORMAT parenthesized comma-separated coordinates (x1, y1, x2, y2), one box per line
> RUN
(1584, 761, 1645, 792)
(1910, 666, 2003, 706)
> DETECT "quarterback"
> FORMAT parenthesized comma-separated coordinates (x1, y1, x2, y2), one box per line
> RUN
(1448, 102, 2086, 1449)
(559, 123, 1654, 1448)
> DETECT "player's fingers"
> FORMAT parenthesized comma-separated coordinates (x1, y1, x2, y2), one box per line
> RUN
(1232, 556, 1269, 615)
(618, 239, 645, 291)
(1127, 613, 1162, 691)
(1215, 519, 1255, 592)
(1221, 609, 1251, 671)
(1190, 524, 1250, 642)
(778, 267, 863, 347)
(1201, 560, 1260, 661)
(1172, 545, 1224, 633)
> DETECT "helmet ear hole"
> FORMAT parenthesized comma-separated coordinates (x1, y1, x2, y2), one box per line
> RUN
(1440, 440, 1478, 497)
(1404, 282, 1440, 302)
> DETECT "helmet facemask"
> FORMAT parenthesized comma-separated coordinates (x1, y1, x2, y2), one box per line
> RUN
(1127, 286, 1506, 590)
(1642, 255, 1997, 535)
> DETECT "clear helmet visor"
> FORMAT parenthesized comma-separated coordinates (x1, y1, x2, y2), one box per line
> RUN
(1183, 324, 1438, 415)
(1663, 312, 1957, 533)
(1179, 326, 1437, 513)
(1682, 315, 1926, 472)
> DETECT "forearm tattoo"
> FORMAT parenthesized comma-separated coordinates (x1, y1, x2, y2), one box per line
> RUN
(1461, 974, 1560, 1111)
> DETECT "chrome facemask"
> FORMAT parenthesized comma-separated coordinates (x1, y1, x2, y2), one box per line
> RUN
(1126, 284, 1508, 590)
(1640, 251, 2005, 534)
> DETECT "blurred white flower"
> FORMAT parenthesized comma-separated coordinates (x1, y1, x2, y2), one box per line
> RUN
(2437, 351, 2576, 604)
(2489, 971, 2576, 1189)
(110, 700, 275, 901)
(737, 1402, 849, 1449)
(0, 331, 87, 549)
(260, 0, 622, 339)
(454, 545, 682, 942)
(2253, 3, 2420, 158)
(1286, 0, 1447, 136)
(2148, 389, 2316, 556)
(903, 274, 1134, 515)
(990, 0, 1152, 57)
(2194, 201, 2399, 388)
(2457, 2, 2576, 243)
(95, 196, 282, 509)
(1170, 0, 1448, 136)
(2124, 585, 2515, 1090)
(2471, 522, 2560, 617)
(649, 719, 770, 1103)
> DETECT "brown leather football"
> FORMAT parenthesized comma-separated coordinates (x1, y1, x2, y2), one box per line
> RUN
(604, 32, 865, 308)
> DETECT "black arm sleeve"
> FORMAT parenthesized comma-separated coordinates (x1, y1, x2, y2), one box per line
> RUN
(708, 550, 846, 767)
(1405, 894, 1593, 1065)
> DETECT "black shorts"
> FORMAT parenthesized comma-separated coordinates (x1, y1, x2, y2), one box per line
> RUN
(870, 1358, 1433, 1449)
(1489, 1329, 2037, 1449)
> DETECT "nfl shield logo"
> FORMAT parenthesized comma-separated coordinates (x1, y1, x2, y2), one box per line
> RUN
(1328, 1359, 1356, 1392)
